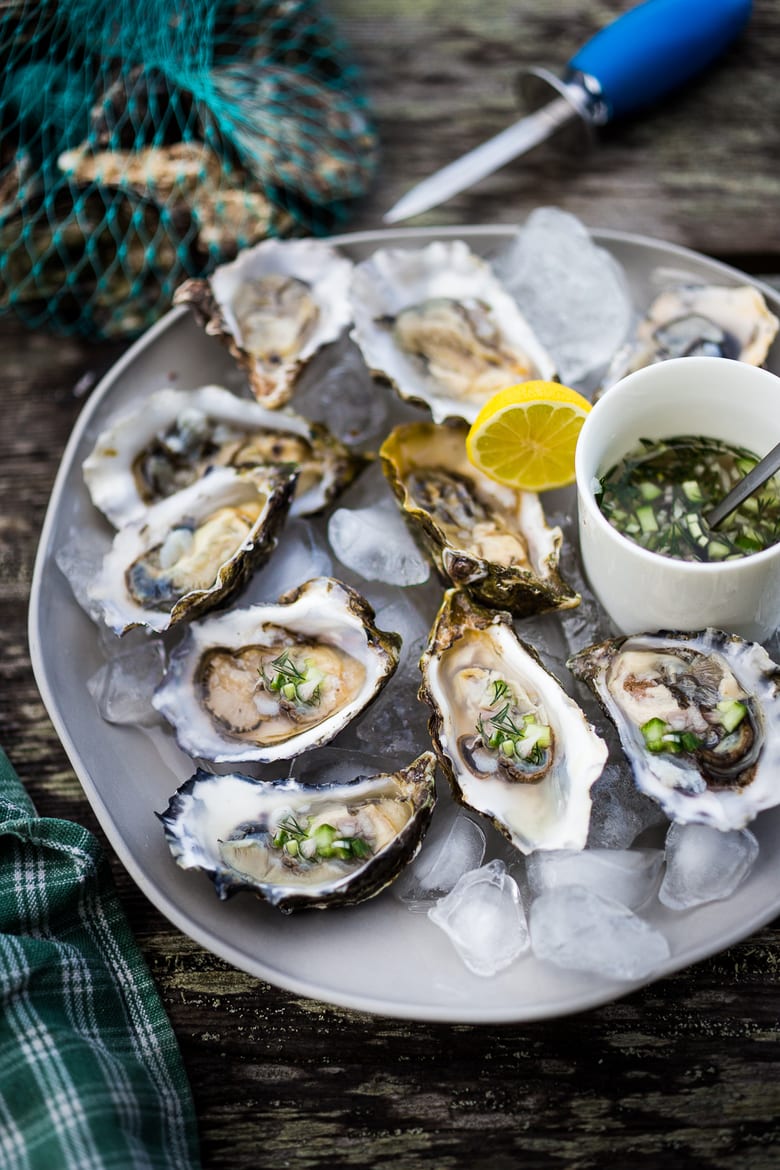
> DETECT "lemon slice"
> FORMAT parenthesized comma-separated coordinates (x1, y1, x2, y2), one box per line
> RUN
(466, 380, 592, 492)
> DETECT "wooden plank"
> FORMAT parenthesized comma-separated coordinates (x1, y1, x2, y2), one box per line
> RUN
(333, 0, 780, 261)
(2, 0, 780, 1160)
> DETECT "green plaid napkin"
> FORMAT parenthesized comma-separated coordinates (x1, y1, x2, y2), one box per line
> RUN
(0, 747, 201, 1170)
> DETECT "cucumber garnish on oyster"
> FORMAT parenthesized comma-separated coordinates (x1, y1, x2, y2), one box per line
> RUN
(568, 629, 780, 831)
(158, 752, 437, 910)
(419, 590, 607, 854)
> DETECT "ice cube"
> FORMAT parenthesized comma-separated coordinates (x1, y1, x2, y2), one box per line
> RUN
(428, 859, 530, 976)
(658, 822, 759, 910)
(373, 594, 431, 664)
(525, 846, 663, 910)
(328, 498, 430, 586)
(292, 342, 389, 446)
(243, 518, 333, 603)
(529, 884, 671, 980)
(55, 527, 109, 620)
(87, 639, 166, 725)
(289, 744, 400, 788)
(352, 648, 430, 756)
(493, 207, 633, 389)
(586, 762, 669, 849)
(393, 809, 487, 911)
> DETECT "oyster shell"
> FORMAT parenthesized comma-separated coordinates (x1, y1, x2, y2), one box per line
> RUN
(380, 420, 578, 616)
(568, 629, 780, 831)
(82, 384, 364, 528)
(419, 590, 607, 853)
(158, 752, 437, 910)
(174, 238, 354, 408)
(607, 283, 778, 384)
(350, 240, 556, 424)
(152, 577, 401, 762)
(88, 465, 296, 635)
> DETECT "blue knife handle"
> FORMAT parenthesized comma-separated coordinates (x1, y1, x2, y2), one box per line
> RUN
(568, 0, 752, 121)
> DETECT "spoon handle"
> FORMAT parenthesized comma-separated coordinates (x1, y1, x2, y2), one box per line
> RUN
(706, 438, 780, 529)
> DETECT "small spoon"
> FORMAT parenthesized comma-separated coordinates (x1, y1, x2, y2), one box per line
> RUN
(705, 438, 780, 530)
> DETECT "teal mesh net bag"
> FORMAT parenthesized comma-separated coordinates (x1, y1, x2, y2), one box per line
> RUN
(0, 0, 377, 338)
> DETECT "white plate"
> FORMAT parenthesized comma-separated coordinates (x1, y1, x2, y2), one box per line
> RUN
(30, 226, 780, 1023)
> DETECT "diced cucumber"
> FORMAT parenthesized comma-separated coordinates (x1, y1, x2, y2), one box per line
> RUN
(706, 540, 731, 560)
(639, 481, 663, 501)
(716, 699, 747, 732)
(636, 505, 659, 533)
(682, 480, 703, 502)
(641, 717, 667, 752)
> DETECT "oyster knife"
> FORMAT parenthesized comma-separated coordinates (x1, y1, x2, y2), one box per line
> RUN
(383, 0, 752, 223)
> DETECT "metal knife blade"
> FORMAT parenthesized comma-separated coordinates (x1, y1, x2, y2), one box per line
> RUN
(382, 0, 752, 224)
(383, 95, 575, 225)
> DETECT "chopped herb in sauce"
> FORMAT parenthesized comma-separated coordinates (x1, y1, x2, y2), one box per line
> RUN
(596, 435, 780, 562)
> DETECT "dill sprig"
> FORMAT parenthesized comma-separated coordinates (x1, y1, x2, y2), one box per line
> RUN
(262, 650, 322, 706)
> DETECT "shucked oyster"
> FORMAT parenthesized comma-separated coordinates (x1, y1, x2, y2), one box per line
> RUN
(83, 384, 363, 528)
(350, 240, 556, 424)
(88, 465, 296, 635)
(380, 420, 578, 615)
(606, 283, 778, 385)
(568, 629, 780, 831)
(152, 577, 401, 762)
(174, 238, 354, 409)
(158, 752, 437, 910)
(419, 590, 607, 853)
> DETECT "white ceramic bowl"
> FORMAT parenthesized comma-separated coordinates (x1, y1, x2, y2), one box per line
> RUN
(576, 355, 780, 642)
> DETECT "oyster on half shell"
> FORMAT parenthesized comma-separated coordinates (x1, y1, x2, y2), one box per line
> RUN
(419, 590, 607, 854)
(88, 465, 296, 635)
(82, 384, 364, 528)
(152, 577, 401, 762)
(380, 420, 578, 616)
(568, 629, 780, 831)
(158, 752, 437, 910)
(606, 283, 779, 386)
(350, 240, 556, 424)
(174, 238, 354, 409)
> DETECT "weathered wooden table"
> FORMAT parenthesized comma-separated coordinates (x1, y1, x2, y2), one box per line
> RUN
(3, 1, 780, 1166)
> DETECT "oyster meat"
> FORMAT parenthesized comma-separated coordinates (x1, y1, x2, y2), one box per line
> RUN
(82, 384, 363, 527)
(607, 283, 778, 384)
(174, 238, 354, 408)
(419, 590, 607, 853)
(152, 577, 401, 762)
(158, 752, 437, 910)
(88, 465, 296, 635)
(380, 420, 578, 615)
(350, 240, 556, 424)
(568, 629, 780, 831)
